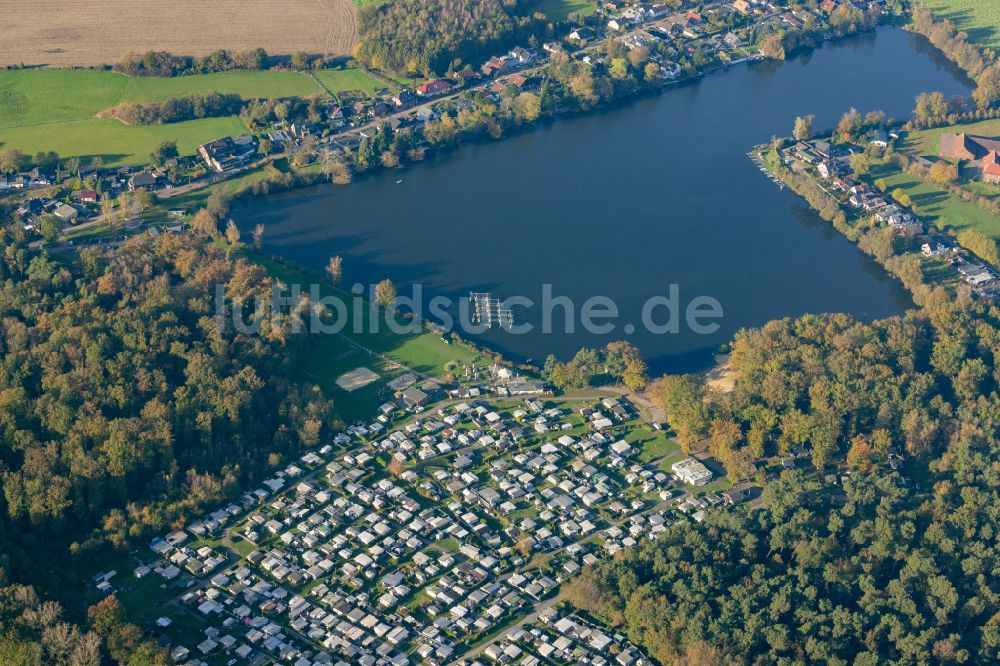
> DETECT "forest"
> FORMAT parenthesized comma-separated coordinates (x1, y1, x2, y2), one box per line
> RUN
(567, 302, 1000, 664)
(355, 0, 537, 76)
(0, 228, 337, 661)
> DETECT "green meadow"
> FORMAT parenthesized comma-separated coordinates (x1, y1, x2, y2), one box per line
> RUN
(922, 0, 1000, 51)
(0, 67, 382, 165)
(871, 160, 1000, 240)
(535, 0, 597, 21)
(245, 255, 476, 421)
(871, 118, 1000, 239)
(0, 116, 248, 166)
(0, 69, 323, 128)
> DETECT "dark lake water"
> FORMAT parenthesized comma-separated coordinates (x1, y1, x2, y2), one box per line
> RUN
(235, 27, 972, 374)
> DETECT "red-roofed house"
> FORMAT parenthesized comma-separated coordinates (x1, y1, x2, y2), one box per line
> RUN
(984, 151, 1000, 184)
(416, 79, 452, 97)
(941, 133, 1000, 183)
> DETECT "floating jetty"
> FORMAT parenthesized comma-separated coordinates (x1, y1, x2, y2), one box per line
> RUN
(469, 292, 514, 330)
(747, 151, 785, 189)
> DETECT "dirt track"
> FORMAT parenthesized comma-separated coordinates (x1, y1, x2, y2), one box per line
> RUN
(0, 0, 357, 67)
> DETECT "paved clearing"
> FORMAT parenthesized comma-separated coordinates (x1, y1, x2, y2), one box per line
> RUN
(0, 0, 357, 67)
(335, 367, 381, 392)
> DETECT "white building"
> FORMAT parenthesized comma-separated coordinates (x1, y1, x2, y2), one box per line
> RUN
(672, 457, 713, 486)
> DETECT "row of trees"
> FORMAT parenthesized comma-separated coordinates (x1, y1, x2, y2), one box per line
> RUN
(113, 48, 268, 77)
(910, 6, 1000, 109)
(102, 92, 243, 126)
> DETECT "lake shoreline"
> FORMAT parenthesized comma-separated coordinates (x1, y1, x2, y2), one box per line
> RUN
(236, 25, 967, 376)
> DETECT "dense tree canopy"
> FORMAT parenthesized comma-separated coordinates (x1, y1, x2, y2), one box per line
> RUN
(571, 302, 1000, 663)
(568, 464, 999, 664)
(0, 231, 334, 596)
(356, 0, 534, 75)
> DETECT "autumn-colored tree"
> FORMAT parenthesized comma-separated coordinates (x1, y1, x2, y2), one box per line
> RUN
(326, 256, 343, 285)
(929, 161, 959, 186)
(225, 219, 241, 246)
(252, 223, 265, 250)
(837, 107, 861, 141)
(191, 209, 219, 236)
(846, 434, 875, 472)
(793, 115, 814, 141)
(374, 278, 397, 306)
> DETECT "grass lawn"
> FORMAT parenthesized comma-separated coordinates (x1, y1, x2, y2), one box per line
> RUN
(626, 428, 681, 464)
(535, 0, 597, 21)
(247, 255, 474, 419)
(312, 68, 393, 96)
(922, 0, 1000, 51)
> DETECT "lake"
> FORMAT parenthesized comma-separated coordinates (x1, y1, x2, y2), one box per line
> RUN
(235, 27, 972, 375)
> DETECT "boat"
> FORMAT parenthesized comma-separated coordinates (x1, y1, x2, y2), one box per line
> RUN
(395, 179, 403, 184)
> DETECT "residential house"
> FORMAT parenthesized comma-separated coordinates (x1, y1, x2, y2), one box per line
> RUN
(53, 203, 79, 223)
(392, 90, 417, 108)
(508, 46, 534, 65)
(869, 129, 889, 147)
(129, 173, 158, 191)
(648, 4, 670, 19)
(416, 79, 452, 97)
(481, 56, 512, 77)
(198, 136, 257, 172)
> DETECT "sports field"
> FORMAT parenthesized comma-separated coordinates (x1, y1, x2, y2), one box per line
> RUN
(0, 0, 357, 67)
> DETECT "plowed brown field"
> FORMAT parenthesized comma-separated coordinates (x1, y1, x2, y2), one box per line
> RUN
(0, 0, 357, 67)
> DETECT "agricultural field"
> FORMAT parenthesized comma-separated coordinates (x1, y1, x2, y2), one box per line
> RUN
(534, 0, 598, 22)
(0, 0, 357, 67)
(922, 0, 1000, 51)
